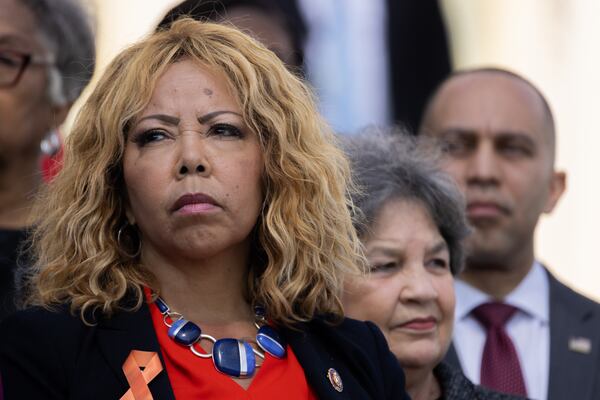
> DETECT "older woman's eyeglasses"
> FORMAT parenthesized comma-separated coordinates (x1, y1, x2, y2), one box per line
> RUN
(0, 50, 53, 88)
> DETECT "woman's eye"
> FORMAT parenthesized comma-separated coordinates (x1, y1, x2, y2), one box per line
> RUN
(0, 53, 19, 68)
(428, 258, 449, 270)
(370, 262, 397, 273)
(209, 123, 243, 139)
(133, 129, 168, 146)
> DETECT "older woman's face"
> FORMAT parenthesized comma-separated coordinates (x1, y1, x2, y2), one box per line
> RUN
(123, 59, 263, 262)
(0, 0, 61, 155)
(343, 199, 455, 370)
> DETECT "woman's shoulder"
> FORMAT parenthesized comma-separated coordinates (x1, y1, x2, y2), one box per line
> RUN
(305, 315, 386, 343)
(0, 305, 90, 351)
(0, 305, 107, 399)
(1, 304, 83, 330)
(287, 316, 409, 399)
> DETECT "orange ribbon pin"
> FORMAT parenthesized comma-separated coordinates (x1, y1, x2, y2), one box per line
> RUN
(120, 350, 163, 400)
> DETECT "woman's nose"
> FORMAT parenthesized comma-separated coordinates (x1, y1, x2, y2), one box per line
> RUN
(176, 134, 211, 178)
(399, 267, 438, 302)
(178, 163, 206, 175)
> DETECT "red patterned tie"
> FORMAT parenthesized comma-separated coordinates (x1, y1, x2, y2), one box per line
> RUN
(472, 302, 527, 396)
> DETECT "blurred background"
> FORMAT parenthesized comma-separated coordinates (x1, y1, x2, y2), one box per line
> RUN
(73, 0, 600, 300)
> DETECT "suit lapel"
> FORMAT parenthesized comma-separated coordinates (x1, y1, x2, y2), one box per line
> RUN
(547, 270, 600, 400)
(284, 323, 353, 400)
(96, 301, 175, 400)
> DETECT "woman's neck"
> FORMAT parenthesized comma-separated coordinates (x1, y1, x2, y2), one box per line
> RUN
(143, 241, 254, 325)
(145, 242, 259, 391)
(405, 366, 441, 400)
(0, 153, 41, 229)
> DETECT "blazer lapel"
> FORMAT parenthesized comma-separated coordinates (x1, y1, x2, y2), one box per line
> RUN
(547, 269, 600, 400)
(96, 301, 175, 400)
(284, 323, 353, 400)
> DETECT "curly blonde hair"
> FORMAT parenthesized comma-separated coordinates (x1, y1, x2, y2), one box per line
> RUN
(23, 19, 365, 326)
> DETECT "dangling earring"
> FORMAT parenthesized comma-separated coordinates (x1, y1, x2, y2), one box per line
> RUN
(117, 222, 142, 259)
(40, 129, 62, 156)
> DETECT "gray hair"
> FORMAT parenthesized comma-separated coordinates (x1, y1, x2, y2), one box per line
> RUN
(22, 0, 96, 105)
(343, 126, 470, 275)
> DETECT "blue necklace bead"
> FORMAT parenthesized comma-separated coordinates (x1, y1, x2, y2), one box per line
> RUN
(256, 325, 287, 358)
(168, 319, 202, 346)
(213, 338, 256, 377)
(155, 297, 170, 314)
(254, 305, 266, 318)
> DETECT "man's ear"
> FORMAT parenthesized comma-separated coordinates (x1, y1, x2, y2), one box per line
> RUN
(544, 170, 566, 214)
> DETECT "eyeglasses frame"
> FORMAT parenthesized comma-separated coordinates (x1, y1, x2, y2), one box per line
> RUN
(0, 49, 54, 88)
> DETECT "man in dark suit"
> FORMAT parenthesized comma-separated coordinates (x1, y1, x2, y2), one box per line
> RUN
(419, 68, 600, 400)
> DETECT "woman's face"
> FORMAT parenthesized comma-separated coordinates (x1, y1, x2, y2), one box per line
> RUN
(0, 0, 63, 156)
(343, 199, 455, 370)
(123, 59, 263, 263)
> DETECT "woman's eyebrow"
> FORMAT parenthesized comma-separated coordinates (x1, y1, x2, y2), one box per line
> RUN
(426, 240, 449, 256)
(197, 110, 242, 124)
(137, 114, 180, 125)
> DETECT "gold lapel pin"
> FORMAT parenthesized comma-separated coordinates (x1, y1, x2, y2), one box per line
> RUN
(327, 368, 343, 392)
(568, 336, 592, 354)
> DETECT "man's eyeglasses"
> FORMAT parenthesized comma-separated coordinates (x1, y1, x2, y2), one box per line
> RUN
(0, 50, 53, 88)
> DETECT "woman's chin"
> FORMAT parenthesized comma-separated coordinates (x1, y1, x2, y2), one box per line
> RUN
(391, 344, 445, 371)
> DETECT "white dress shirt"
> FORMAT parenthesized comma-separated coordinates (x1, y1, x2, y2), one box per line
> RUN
(453, 261, 550, 400)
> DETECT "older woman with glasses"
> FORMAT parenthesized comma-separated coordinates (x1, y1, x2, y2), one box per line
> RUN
(0, 0, 95, 320)
(343, 129, 527, 400)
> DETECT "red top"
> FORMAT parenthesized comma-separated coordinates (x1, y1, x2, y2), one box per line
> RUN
(148, 295, 317, 399)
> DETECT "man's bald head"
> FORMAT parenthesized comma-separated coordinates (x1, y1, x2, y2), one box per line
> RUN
(421, 68, 556, 165)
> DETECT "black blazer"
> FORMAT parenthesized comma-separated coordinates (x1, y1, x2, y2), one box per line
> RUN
(445, 268, 600, 400)
(0, 301, 410, 399)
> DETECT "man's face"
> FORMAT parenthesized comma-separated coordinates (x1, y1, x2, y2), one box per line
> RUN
(421, 72, 565, 269)
(0, 0, 57, 158)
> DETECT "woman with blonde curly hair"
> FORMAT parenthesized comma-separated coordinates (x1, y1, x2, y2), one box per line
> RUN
(0, 19, 409, 400)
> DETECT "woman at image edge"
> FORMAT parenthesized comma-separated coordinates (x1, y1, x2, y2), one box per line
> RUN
(0, 20, 409, 400)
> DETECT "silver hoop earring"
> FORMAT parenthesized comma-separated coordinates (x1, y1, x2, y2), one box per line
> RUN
(117, 222, 142, 259)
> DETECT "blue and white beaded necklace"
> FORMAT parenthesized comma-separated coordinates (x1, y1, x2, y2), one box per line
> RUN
(154, 296, 287, 378)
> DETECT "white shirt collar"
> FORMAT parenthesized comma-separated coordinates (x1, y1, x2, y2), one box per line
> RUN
(455, 261, 549, 323)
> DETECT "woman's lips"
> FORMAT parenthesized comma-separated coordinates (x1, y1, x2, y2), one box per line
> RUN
(397, 317, 437, 331)
(171, 193, 220, 214)
(177, 203, 219, 214)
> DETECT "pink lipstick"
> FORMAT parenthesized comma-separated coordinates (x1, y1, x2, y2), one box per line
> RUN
(172, 193, 220, 214)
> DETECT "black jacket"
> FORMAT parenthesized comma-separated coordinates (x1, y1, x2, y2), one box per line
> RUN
(0, 302, 410, 399)
(0, 229, 28, 320)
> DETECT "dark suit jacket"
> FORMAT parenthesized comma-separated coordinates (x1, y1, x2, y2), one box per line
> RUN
(445, 268, 600, 400)
(387, 0, 452, 130)
(0, 302, 410, 399)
